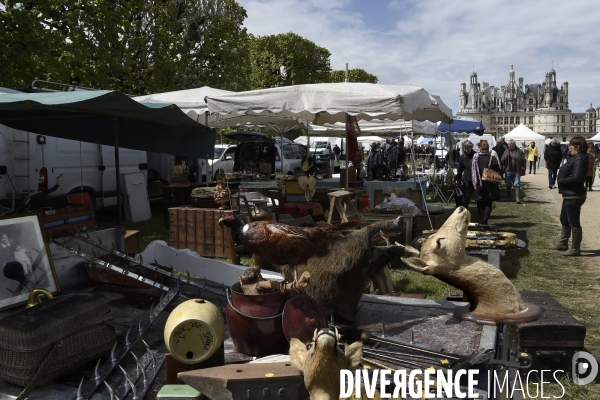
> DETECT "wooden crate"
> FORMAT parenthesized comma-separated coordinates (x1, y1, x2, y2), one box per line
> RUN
(168, 207, 230, 258)
(40, 205, 97, 238)
(162, 184, 203, 226)
(507, 291, 585, 375)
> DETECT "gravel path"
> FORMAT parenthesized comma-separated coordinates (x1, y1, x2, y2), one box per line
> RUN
(519, 167, 599, 275)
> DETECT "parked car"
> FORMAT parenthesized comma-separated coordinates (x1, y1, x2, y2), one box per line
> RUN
(309, 141, 331, 162)
(201, 144, 236, 181)
(210, 144, 237, 180)
(225, 131, 306, 176)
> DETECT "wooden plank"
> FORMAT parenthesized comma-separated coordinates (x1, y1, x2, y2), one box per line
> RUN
(213, 211, 224, 258)
(177, 222, 186, 249)
(327, 195, 337, 224)
(169, 209, 179, 249)
(176, 207, 187, 249)
(204, 209, 215, 257)
(195, 209, 206, 256)
(177, 206, 187, 226)
(186, 208, 196, 252)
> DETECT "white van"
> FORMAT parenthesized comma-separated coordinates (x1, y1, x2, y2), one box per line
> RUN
(201, 143, 235, 181)
(0, 124, 147, 209)
(225, 131, 306, 175)
(210, 144, 237, 180)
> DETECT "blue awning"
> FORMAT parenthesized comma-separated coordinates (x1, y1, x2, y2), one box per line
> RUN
(437, 119, 485, 135)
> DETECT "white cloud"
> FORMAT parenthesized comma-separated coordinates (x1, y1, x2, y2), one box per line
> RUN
(237, 0, 600, 115)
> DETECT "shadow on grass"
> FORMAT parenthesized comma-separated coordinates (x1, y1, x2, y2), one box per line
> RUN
(493, 221, 536, 229)
(581, 249, 600, 258)
(521, 199, 553, 205)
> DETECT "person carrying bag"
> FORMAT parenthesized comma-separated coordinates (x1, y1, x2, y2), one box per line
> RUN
(482, 156, 503, 184)
(472, 140, 501, 225)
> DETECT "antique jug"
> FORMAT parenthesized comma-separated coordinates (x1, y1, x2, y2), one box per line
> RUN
(251, 201, 272, 221)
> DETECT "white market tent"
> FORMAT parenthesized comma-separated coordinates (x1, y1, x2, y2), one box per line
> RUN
(205, 83, 452, 125)
(589, 132, 600, 141)
(505, 124, 546, 167)
(135, 86, 231, 114)
(135, 86, 302, 132)
(205, 83, 452, 189)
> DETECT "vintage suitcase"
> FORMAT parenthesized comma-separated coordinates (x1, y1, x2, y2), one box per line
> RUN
(507, 291, 585, 374)
(0, 293, 115, 392)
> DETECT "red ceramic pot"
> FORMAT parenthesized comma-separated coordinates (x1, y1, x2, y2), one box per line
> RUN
(226, 282, 289, 356)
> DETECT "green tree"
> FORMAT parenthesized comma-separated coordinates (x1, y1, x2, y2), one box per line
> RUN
(248, 32, 331, 89)
(329, 68, 378, 83)
(0, 0, 249, 94)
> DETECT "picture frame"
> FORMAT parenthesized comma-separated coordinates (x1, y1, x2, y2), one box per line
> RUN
(0, 213, 60, 312)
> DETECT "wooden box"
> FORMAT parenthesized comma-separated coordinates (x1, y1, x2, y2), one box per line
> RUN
(124, 230, 140, 254)
(40, 205, 97, 238)
(168, 207, 230, 258)
(163, 184, 203, 226)
(507, 291, 585, 374)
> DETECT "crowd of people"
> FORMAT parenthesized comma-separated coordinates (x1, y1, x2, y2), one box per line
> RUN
(364, 138, 407, 180)
(453, 135, 598, 257)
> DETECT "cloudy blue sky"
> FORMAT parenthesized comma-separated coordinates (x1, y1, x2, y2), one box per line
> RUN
(237, 0, 600, 116)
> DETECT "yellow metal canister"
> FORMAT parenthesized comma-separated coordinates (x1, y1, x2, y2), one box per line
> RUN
(164, 299, 224, 364)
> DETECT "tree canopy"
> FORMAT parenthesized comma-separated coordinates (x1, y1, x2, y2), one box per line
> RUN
(0, 2, 377, 94)
(0, 0, 249, 94)
(247, 32, 331, 89)
(329, 68, 378, 84)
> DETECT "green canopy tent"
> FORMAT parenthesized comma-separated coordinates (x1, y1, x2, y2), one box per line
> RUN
(0, 90, 216, 227)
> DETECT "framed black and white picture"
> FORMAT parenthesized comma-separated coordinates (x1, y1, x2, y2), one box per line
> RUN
(0, 213, 59, 311)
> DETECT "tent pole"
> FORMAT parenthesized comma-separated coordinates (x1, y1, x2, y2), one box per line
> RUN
(306, 121, 310, 174)
(433, 134, 436, 200)
(205, 111, 210, 186)
(411, 121, 417, 190)
(345, 114, 349, 190)
(113, 116, 123, 235)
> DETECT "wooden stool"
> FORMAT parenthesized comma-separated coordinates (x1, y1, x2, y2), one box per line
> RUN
(327, 190, 359, 224)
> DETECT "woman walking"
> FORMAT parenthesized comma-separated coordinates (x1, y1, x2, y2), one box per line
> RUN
(471, 140, 501, 225)
(549, 136, 589, 256)
(526, 141, 540, 174)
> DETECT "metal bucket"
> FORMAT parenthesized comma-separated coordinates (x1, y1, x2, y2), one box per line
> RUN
(164, 299, 225, 364)
(226, 282, 288, 356)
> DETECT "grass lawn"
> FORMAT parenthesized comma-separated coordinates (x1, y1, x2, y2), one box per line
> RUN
(392, 198, 600, 398)
(101, 197, 599, 397)
(96, 203, 169, 250)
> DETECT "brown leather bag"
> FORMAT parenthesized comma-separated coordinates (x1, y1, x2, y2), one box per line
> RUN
(482, 155, 503, 184)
